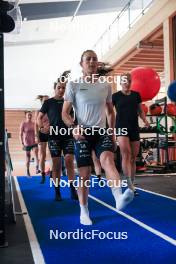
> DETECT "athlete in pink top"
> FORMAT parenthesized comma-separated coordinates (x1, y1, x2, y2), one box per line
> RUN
(20, 120, 36, 146)
(19, 111, 39, 177)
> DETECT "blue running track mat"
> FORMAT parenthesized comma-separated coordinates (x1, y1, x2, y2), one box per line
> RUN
(17, 176, 176, 264)
(89, 177, 176, 240)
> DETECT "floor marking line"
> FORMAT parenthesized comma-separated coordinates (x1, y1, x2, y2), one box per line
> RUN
(91, 175, 176, 201)
(14, 176, 176, 258)
(88, 194, 176, 247)
(135, 187, 176, 201)
(14, 176, 46, 264)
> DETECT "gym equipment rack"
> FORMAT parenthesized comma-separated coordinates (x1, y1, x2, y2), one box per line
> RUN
(140, 97, 176, 173)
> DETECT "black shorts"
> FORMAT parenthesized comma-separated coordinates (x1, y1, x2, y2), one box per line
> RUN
(74, 133, 114, 168)
(48, 137, 74, 158)
(23, 144, 38, 152)
(39, 131, 48, 143)
(118, 128, 140, 142)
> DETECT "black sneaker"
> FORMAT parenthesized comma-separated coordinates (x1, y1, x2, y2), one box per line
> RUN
(70, 184, 78, 200)
(97, 175, 104, 187)
(36, 166, 41, 174)
(55, 193, 62, 201)
(134, 190, 139, 196)
(40, 174, 46, 184)
(97, 175, 101, 181)
(55, 186, 62, 201)
(62, 170, 67, 177)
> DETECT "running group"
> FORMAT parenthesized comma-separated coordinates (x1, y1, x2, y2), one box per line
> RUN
(19, 50, 149, 225)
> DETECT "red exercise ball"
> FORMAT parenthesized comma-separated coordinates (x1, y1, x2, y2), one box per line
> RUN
(131, 67, 161, 102)
(166, 103, 176, 116)
(149, 104, 162, 115)
(141, 103, 148, 114)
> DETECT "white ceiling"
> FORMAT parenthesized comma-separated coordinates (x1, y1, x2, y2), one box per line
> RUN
(5, 11, 117, 53)
(12, 0, 79, 3)
(4, 11, 118, 108)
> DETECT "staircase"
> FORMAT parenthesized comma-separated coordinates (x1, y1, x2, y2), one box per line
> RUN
(5, 110, 30, 162)
(5, 109, 52, 176)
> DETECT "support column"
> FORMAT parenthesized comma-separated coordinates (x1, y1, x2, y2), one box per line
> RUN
(0, 33, 5, 247)
(163, 18, 174, 90)
(110, 73, 118, 94)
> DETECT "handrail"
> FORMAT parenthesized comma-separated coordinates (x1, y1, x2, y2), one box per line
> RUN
(93, 0, 154, 58)
(5, 130, 16, 223)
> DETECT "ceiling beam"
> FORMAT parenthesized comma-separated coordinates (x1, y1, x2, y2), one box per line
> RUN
(20, 0, 79, 3)
(124, 61, 164, 65)
(146, 28, 163, 42)
(134, 54, 163, 59)
(71, 0, 84, 22)
(138, 49, 163, 54)
(156, 38, 163, 41)
(112, 48, 140, 68)
(114, 65, 164, 70)
(113, 69, 164, 74)
(138, 47, 164, 52)
(130, 58, 164, 62)
(115, 63, 164, 68)
(19, 0, 127, 20)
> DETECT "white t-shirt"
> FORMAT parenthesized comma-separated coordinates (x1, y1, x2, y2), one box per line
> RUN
(64, 79, 112, 128)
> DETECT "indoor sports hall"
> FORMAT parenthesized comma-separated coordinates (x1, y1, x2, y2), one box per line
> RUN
(0, 0, 176, 263)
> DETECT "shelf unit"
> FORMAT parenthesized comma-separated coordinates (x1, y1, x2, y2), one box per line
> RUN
(140, 97, 176, 171)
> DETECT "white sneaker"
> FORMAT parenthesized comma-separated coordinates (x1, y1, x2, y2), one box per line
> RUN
(80, 215, 92, 225)
(116, 188, 134, 211)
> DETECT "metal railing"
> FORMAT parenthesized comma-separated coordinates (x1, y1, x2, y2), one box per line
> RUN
(93, 0, 154, 58)
(5, 130, 16, 225)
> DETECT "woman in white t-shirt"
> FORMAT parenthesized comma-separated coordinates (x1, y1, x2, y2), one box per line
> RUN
(62, 50, 134, 225)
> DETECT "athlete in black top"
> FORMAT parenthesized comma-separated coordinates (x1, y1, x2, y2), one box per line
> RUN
(40, 97, 69, 135)
(113, 90, 141, 135)
(35, 95, 49, 184)
(37, 78, 77, 201)
(112, 72, 149, 191)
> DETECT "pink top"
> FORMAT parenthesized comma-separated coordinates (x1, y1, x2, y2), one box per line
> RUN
(20, 121, 36, 146)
